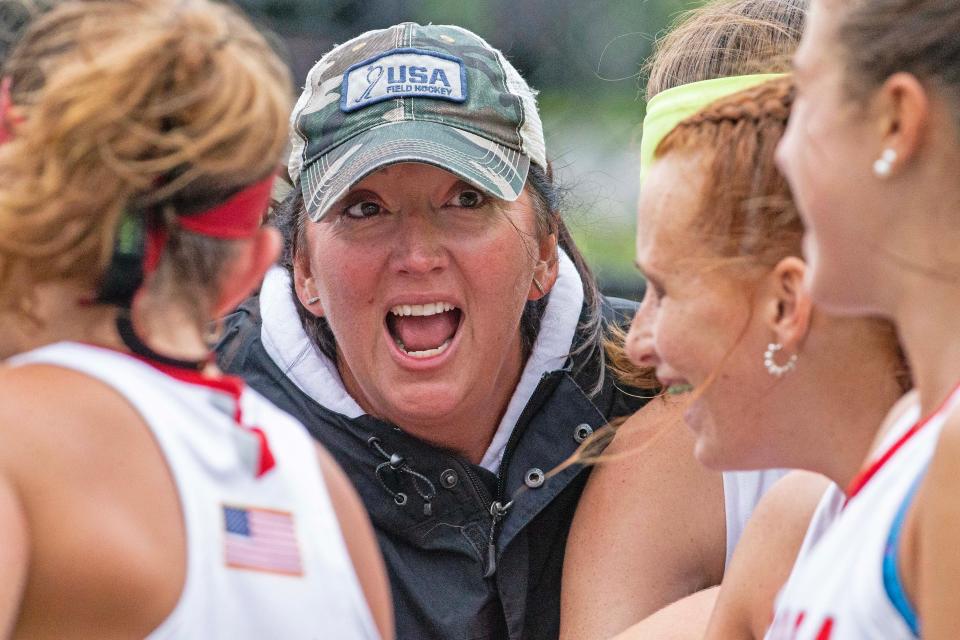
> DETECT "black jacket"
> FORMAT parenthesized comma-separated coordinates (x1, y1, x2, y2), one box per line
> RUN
(216, 295, 648, 640)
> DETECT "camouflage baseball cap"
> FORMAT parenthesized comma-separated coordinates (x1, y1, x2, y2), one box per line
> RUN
(288, 22, 547, 221)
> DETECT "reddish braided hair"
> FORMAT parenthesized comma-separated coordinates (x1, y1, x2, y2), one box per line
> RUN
(655, 76, 801, 271)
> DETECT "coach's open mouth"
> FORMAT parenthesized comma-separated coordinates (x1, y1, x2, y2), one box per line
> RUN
(386, 302, 463, 359)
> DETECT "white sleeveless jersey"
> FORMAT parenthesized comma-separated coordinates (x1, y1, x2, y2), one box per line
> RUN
(9, 342, 380, 640)
(723, 468, 788, 567)
(766, 388, 956, 640)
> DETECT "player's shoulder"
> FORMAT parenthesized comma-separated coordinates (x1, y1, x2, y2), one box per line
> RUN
(748, 470, 833, 528)
(0, 360, 95, 415)
(0, 361, 128, 467)
(932, 393, 960, 460)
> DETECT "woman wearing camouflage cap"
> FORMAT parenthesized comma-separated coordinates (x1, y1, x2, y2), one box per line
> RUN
(217, 22, 658, 639)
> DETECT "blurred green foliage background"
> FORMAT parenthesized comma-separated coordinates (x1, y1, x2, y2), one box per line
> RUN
(237, 0, 707, 299)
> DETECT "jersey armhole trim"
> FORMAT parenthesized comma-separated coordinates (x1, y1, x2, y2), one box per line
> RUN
(882, 472, 925, 638)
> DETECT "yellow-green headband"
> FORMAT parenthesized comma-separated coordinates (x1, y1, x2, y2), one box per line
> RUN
(639, 73, 786, 184)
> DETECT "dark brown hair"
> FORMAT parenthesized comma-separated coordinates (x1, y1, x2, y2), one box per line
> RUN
(837, 0, 960, 112)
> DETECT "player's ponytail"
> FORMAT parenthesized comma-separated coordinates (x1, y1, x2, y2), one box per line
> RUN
(0, 0, 291, 319)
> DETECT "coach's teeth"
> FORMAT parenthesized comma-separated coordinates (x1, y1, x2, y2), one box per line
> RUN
(390, 302, 456, 317)
(667, 384, 694, 395)
(401, 339, 452, 359)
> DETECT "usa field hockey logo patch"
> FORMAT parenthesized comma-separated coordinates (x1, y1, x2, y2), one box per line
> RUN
(223, 505, 303, 576)
(341, 47, 467, 112)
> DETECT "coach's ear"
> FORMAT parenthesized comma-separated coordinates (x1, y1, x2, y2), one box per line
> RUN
(761, 256, 812, 354)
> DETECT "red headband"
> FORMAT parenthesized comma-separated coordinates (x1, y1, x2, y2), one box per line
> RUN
(0, 77, 24, 145)
(178, 174, 274, 239)
(144, 174, 274, 273)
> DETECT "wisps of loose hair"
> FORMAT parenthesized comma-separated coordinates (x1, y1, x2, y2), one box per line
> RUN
(599, 0, 809, 403)
(645, 0, 807, 99)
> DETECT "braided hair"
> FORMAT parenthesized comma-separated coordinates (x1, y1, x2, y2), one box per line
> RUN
(656, 77, 802, 271)
(653, 76, 911, 394)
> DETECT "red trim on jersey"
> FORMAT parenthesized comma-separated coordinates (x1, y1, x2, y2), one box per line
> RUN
(249, 427, 276, 477)
(141, 358, 245, 398)
(845, 418, 925, 502)
(815, 618, 834, 640)
(134, 357, 276, 477)
(79, 342, 277, 478)
(845, 382, 960, 502)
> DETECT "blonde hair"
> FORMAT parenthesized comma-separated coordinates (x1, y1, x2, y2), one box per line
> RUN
(645, 0, 806, 99)
(0, 0, 291, 315)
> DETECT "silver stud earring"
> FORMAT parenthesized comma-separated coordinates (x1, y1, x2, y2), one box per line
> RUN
(764, 342, 798, 378)
(873, 148, 897, 178)
(306, 296, 321, 305)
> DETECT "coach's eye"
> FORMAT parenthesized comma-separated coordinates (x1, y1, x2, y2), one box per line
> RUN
(444, 187, 486, 209)
(343, 201, 383, 219)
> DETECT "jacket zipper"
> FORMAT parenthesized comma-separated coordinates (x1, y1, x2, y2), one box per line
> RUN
(480, 411, 531, 578)
(457, 442, 516, 578)
(483, 499, 512, 577)
(469, 372, 561, 577)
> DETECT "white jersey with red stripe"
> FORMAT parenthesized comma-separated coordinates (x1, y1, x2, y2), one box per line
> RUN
(765, 387, 958, 640)
(9, 342, 379, 639)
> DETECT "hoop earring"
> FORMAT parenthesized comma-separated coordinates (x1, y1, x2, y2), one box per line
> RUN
(764, 342, 798, 378)
(873, 148, 897, 178)
(306, 296, 321, 305)
(533, 278, 546, 296)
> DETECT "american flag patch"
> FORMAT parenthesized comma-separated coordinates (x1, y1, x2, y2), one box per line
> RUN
(223, 505, 303, 576)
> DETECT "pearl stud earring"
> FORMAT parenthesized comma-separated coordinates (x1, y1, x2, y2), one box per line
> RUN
(873, 148, 897, 178)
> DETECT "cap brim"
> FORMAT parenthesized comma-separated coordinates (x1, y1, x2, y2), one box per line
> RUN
(300, 121, 530, 221)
